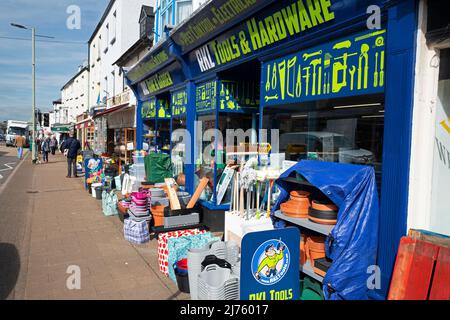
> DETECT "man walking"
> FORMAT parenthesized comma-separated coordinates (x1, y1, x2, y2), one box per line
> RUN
(61, 132, 81, 178)
(41, 135, 51, 163)
(49, 135, 58, 155)
(15, 134, 25, 160)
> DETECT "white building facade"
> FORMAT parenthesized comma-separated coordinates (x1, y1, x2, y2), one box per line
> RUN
(88, 0, 155, 111)
(60, 66, 89, 124)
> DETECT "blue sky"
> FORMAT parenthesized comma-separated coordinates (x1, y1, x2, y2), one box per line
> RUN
(0, 0, 109, 121)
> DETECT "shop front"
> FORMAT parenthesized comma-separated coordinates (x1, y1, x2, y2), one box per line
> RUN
(125, 0, 419, 299)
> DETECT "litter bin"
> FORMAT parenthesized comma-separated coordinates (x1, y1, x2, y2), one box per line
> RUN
(95, 186, 103, 200)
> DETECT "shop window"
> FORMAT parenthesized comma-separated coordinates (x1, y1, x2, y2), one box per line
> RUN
(263, 95, 385, 189)
(430, 48, 450, 235)
(172, 117, 186, 176)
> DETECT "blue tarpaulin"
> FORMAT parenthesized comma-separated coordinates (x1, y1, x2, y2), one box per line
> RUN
(273, 160, 379, 300)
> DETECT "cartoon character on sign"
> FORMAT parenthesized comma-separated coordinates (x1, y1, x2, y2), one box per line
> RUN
(252, 239, 290, 285)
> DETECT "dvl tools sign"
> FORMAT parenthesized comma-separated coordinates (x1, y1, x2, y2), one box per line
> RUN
(240, 227, 300, 300)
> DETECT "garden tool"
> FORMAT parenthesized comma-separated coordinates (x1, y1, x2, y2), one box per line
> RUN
(310, 58, 322, 96)
(278, 60, 287, 100)
(379, 50, 385, 87)
(265, 94, 278, 102)
(302, 50, 322, 61)
(332, 52, 357, 93)
(355, 29, 386, 42)
(332, 40, 351, 50)
(266, 65, 271, 92)
(349, 65, 356, 90)
(295, 65, 302, 97)
(272, 62, 277, 89)
(303, 66, 311, 96)
(374, 52, 379, 88)
(287, 57, 297, 98)
(358, 43, 370, 89)
(266, 179, 275, 218)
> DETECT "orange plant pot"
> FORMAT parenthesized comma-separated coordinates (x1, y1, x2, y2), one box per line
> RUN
(306, 236, 326, 265)
(300, 234, 307, 265)
(151, 205, 166, 227)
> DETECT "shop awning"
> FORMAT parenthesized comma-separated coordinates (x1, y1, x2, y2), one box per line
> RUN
(75, 118, 94, 129)
(92, 103, 129, 119)
(51, 125, 71, 133)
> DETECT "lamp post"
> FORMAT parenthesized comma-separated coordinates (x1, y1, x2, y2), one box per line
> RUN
(11, 23, 53, 163)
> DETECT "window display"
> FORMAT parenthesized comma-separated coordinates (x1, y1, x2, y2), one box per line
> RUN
(263, 95, 384, 189)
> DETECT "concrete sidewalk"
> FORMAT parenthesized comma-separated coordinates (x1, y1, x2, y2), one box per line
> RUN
(0, 153, 189, 300)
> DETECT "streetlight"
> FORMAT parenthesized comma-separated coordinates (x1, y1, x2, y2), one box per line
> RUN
(11, 23, 54, 163)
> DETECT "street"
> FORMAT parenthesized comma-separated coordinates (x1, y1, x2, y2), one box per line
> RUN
(0, 149, 188, 300)
(0, 145, 19, 185)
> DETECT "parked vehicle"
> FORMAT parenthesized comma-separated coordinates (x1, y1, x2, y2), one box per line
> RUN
(279, 131, 374, 164)
(5, 120, 30, 147)
(0, 133, 5, 142)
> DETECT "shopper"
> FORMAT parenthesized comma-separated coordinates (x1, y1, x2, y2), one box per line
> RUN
(15, 134, 25, 160)
(49, 135, 58, 155)
(61, 132, 81, 178)
(41, 136, 51, 163)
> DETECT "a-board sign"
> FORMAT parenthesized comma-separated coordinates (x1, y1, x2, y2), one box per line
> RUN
(84, 158, 103, 189)
(240, 227, 300, 300)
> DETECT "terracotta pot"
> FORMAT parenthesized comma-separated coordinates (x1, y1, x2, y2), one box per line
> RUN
(151, 205, 166, 227)
(311, 200, 338, 211)
(306, 236, 326, 265)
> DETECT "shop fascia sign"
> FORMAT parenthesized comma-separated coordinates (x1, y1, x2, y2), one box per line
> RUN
(172, 0, 273, 52)
(191, 0, 336, 75)
(261, 28, 386, 106)
(127, 48, 170, 84)
(140, 71, 174, 96)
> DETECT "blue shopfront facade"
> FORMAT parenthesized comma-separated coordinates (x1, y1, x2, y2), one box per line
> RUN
(126, 0, 419, 299)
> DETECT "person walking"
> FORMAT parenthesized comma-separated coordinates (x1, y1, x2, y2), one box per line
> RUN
(41, 136, 51, 163)
(49, 135, 57, 155)
(15, 134, 25, 160)
(61, 132, 81, 178)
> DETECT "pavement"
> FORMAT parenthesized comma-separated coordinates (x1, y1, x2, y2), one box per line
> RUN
(0, 149, 190, 300)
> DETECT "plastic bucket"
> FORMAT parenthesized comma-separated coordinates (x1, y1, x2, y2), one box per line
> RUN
(92, 183, 102, 198)
(95, 187, 103, 200)
(175, 269, 190, 293)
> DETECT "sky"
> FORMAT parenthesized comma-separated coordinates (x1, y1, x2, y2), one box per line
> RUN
(0, 0, 109, 121)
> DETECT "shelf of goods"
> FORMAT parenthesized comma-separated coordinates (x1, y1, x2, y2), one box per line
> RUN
(275, 177, 335, 284)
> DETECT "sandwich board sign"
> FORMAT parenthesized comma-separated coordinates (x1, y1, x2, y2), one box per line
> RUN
(240, 227, 300, 300)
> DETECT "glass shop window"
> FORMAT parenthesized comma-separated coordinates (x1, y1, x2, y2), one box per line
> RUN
(172, 117, 187, 176)
(143, 119, 157, 151)
(263, 94, 384, 189)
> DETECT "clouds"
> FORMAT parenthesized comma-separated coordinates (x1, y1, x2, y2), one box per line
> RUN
(0, 0, 109, 121)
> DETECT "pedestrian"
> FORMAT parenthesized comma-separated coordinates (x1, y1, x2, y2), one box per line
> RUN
(41, 136, 50, 163)
(49, 135, 57, 155)
(61, 132, 81, 178)
(14, 134, 25, 160)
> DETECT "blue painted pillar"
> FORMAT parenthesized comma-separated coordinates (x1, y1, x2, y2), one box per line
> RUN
(185, 81, 196, 194)
(136, 99, 143, 150)
(376, 0, 418, 299)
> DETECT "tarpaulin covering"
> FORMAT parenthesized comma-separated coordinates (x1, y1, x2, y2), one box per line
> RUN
(273, 160, 379, 300)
